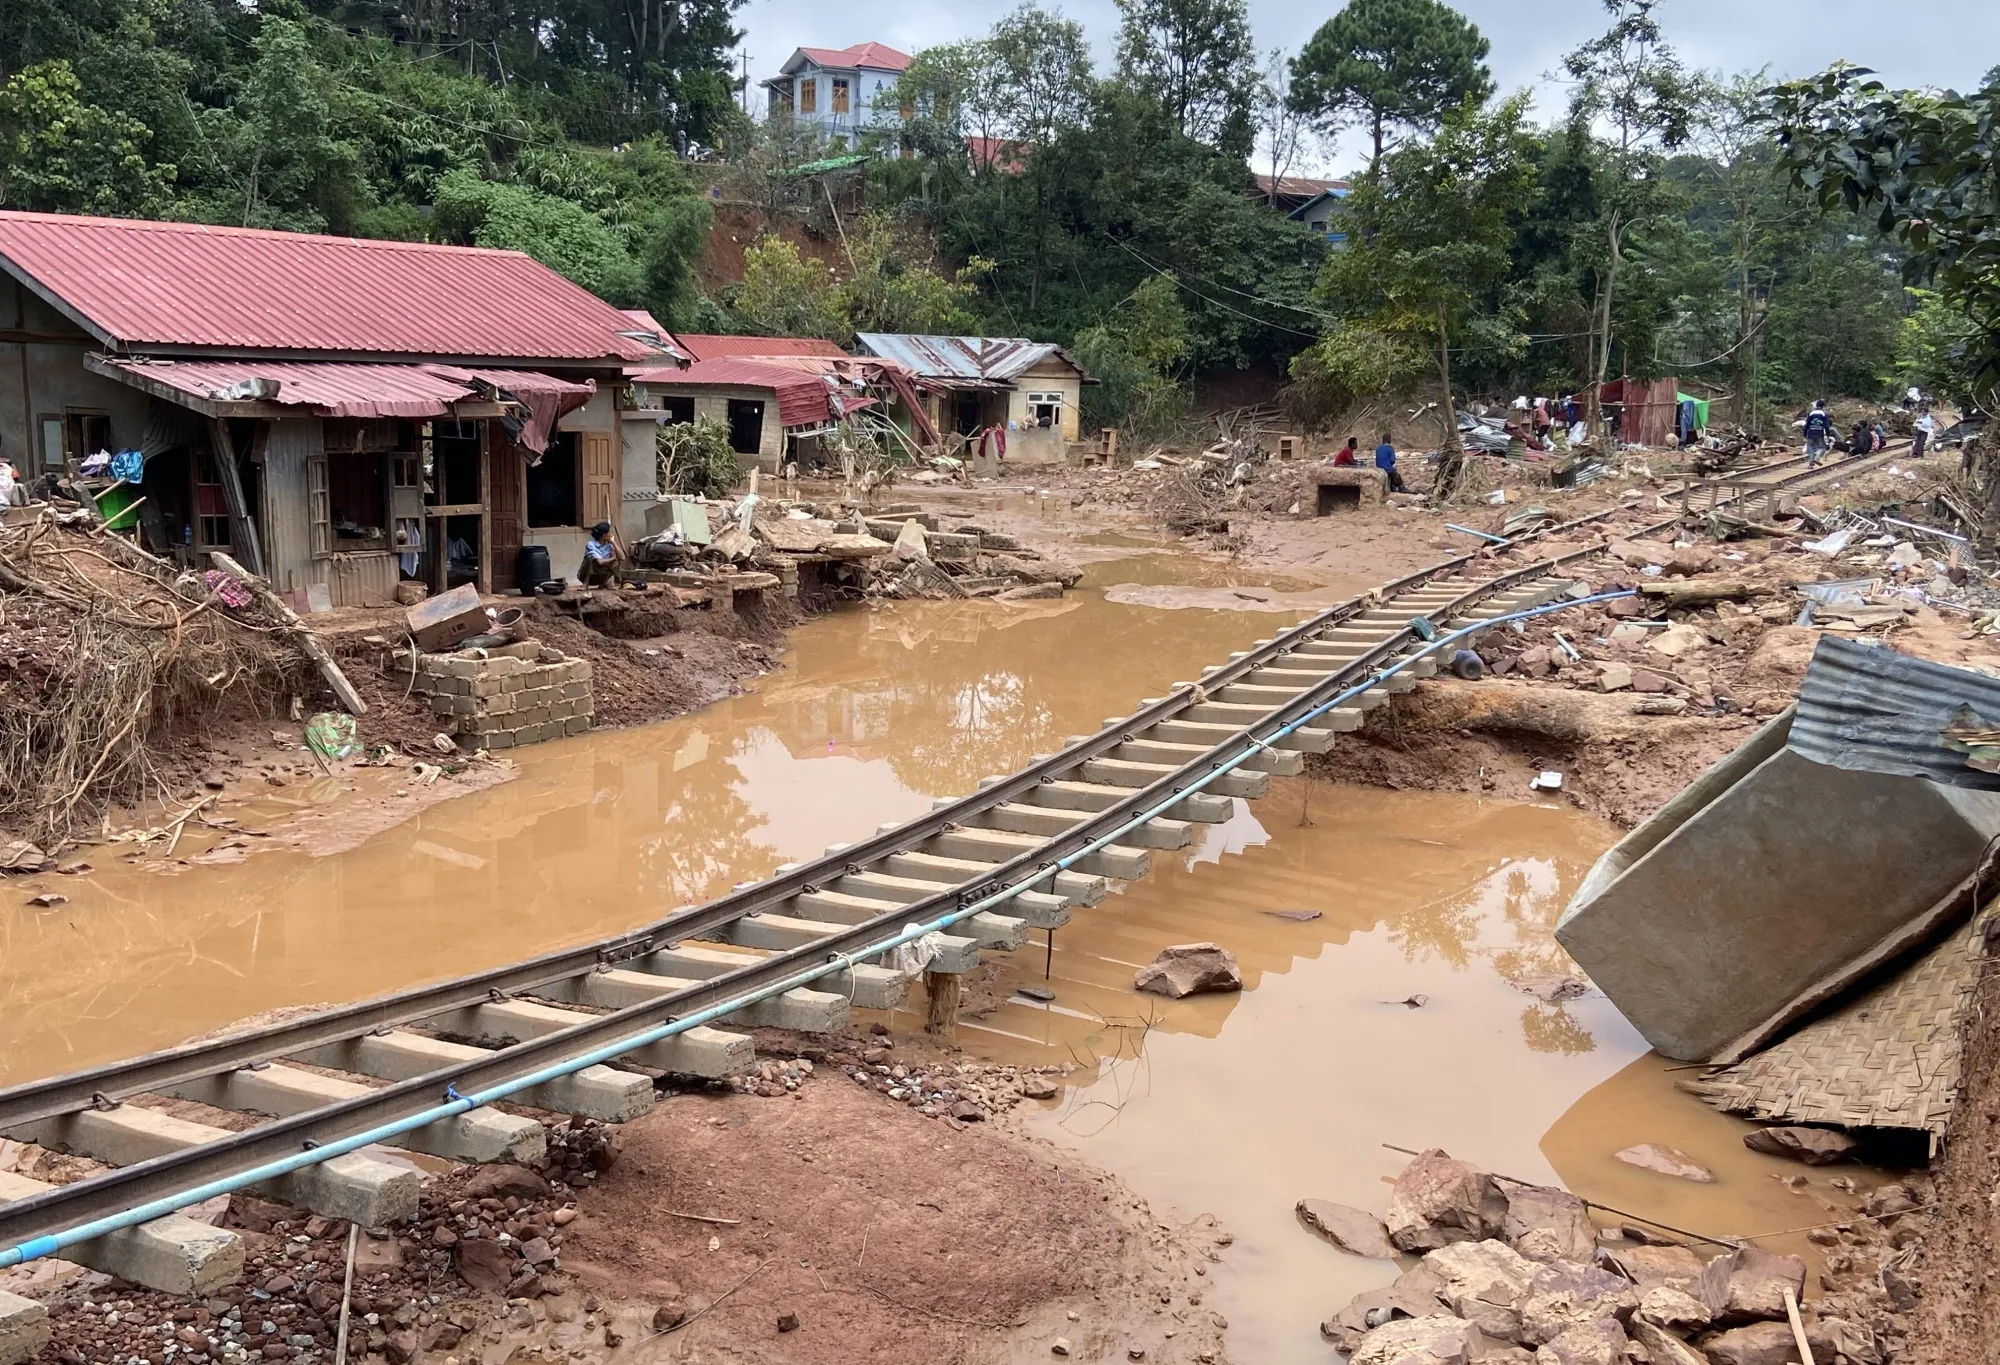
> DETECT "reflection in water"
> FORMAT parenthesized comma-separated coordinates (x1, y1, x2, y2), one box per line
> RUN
(0, 562, 1293, 1086)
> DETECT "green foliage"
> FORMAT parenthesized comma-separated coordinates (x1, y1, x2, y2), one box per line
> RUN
(1114, 0, 1258, 159)
(1896, 289, 1985, 403)
(1291, 0, 1494, 168)
(1072, 274, 1192, 435)
(1285, 323, 1426, 426)
(656, 418, 739, 498)
(1761, 235, 1905, 400)
(0, 59, 176, 215)
(729, 235, 846, 340)
(837, 214, 988, 336)
(432, 169, 645, 304)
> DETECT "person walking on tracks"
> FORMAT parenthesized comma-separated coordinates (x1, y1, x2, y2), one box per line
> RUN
(1913, 407, 1937, 460)
(1375, 431, 1407, 494)
(1803, 399, 1834, 467)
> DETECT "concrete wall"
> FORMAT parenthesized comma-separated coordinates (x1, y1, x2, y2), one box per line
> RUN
(1005, 359, 1084, 443)
(0, 282, 148, 473)
(636, 382, 785, 473)
(1557, 731, 2000, 1060)
(620, 411, 661, 541)
(522, 388, 621, 574)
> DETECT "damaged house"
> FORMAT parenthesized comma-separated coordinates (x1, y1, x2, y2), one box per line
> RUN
(0, 210, 681, 603)
(855, 334, 1093, 464)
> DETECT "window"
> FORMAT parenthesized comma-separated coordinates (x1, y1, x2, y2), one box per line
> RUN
(328, 452, 389, 547)
(831, 78, 850, 114)
(798, 78, 817, 114)
(726, 399, 765, 455)
(527, 433, 580, 527)
(306, 456, 331, 559)
(660, 395, 695, 425)
(194, 450, 232, 549)
(1026, 392, 1063, 429)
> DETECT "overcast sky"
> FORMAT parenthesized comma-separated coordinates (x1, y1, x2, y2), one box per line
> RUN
(730, 0, 1999, 174)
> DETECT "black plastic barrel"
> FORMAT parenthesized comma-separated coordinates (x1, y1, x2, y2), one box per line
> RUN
(516, 544, 551, 595)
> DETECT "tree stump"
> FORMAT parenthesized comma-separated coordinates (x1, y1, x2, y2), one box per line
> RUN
(923, 969, 961, 1037)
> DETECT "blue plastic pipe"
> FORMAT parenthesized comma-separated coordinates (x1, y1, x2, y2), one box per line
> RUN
(0, 587, 1634, 1270)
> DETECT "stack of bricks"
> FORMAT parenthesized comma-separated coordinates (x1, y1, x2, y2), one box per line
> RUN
(390, 639, 594, 750)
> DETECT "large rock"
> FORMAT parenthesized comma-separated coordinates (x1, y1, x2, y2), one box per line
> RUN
(1697, 1246, 1806, 1327)
(1628, 1319, 1711, 1365)
(1133, 943, 1242, 998)
(1635, 1287, 1712, 1334)
(1350, 1315, 1490, 1365)
(1518, 1262, 1640, 1346)
(986, 552, 1083, 587)
(1602, 1243, 1706, 1294)
(1386, 1149, 1510, 1252)
(1321, 1264, 1449, 1352)
(1425, 1240, 1540, 1341)
(1740, 1126, 1858, 1165)
(454, 1237, 517, 1292)
(1532, 1318, 1627, 1365)
(1296, 1199, 1398, 1259)
(1701, 1320, 1797, 1365)
(1503, 1188, 1597, 1265)
(461, 1164, 550, 1201)
(1614, 1145, 1716, 1182)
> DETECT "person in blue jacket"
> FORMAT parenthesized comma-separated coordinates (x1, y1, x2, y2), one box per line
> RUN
(1375, 431, 1406, 493)
(1803, 399, 1834, 466)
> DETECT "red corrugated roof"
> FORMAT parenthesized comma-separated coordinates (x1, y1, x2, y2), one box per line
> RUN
(796, 43, 911, 72)
(96, 358, 591, 421)
(671, 334, 851, 363)
(0, 210, 652, 364)
(632, 358, 875, 428)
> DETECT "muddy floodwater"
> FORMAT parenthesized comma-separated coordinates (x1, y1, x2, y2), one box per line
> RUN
(0, 551, 1866, 1360)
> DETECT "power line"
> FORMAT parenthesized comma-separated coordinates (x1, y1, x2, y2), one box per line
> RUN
(1106, 236, 1323, 340)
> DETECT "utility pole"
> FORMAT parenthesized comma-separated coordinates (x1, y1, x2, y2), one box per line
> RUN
(740, 50, 753, 118)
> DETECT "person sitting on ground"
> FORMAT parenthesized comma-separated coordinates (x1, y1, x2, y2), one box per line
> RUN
(1374, 432, 1407, 494)
(578, 520, 623, 587)
(1847, 420, 1873, 456)
(1334, 437, 1359, 467)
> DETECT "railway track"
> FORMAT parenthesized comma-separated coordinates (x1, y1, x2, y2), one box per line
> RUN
(0, 447, 1883, 1305)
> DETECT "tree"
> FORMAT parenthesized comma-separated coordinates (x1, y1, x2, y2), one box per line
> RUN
(728, 235, 845, 340)
(1561, 0, 1704, 439)
(1113, 0, 1257, 156)
(1291, 0, 1494, 171)
(431, 169, 646, 303)
(1252, 47, 1311, 204)
(1313, 95, 1540, 499)
(836, 213, 987, 335)
(0, 59, 175, 215)
(1072, 274, 1192, 434)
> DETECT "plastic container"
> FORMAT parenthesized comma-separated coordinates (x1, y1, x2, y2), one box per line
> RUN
(516, 544, 551, 596)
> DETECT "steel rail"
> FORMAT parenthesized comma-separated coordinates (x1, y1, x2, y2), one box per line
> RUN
(0, 444, 1866, 1245)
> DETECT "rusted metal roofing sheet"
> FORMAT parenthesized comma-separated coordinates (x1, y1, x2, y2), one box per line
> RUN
(854, 333, 1088, 384)
(0, 210, 652, 363)
(672, 334, 851, 363)
(98, 358, 588, 421)
(632, 358, 875, 428)
(1790, 634, 2000, 790)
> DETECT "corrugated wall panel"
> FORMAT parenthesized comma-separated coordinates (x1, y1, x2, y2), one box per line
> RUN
(260, 418, 321, 596)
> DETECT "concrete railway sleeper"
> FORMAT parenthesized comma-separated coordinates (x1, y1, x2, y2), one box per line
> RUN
(0, 451, 1856, 1306)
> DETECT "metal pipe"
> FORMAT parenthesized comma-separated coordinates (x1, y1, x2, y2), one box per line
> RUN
(0, 586, 1634, 1272)
(1445, 524, 1510, 545)
(1880, 516, 1968, 545)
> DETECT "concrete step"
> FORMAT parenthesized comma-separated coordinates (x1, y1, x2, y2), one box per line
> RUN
(1034, 777, 1232, 824)
(793, 889, 1025, 951)
(0, 1168, 240, 1295)
(922, 825, 1151, 882)
(1098, 745, 1291, 784)
(881, 850, 1106, 907)
(1150, 718, 1336, 754)
(427, 997, 753, 1077)
(837, 870, 1071, 930)
(293, 1030, 651, 1122)
(7, 1105, 418, 1228)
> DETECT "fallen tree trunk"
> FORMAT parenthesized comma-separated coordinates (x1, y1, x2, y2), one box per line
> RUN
(1637, 579, 1770, 609)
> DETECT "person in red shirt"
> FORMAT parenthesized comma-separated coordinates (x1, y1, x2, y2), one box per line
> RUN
(1334, 437, 1359, 467)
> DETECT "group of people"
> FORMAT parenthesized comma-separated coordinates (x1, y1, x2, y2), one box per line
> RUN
(1332, 433, 1406, 492)
(1511, 395, 1587, 450)
(1803, 398, 1940, 467)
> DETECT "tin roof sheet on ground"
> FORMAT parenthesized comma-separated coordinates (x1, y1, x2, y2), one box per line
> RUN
(855, 333, 1089, 384)
(98, 358, 588, 420)
(0, 210, 652, 363)
(1789, 634, 2000, 790)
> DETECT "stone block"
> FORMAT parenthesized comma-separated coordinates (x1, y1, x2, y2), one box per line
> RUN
(1305, 466, 1389, 514)
(563, 716, 590, 736)
(501, 672, 528, 693)
(0, 1290, 50, 1365)
(570, 659, 593, 682)
(469, 675, 505, 699)
(561, 680, 589, 701)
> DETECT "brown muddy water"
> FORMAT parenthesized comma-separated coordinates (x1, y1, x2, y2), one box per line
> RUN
(0, 551, 1868, 1359)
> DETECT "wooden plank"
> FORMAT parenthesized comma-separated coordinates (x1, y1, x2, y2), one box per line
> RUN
(209, 551, 368, 717)
(207, 419, 265, 575)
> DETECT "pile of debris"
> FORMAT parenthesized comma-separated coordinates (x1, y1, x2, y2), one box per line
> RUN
(1309, 1148, 1907, 1365)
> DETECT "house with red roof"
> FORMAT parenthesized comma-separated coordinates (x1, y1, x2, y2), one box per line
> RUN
(0, 210, 681, 601)
(761, 43, 913, 150)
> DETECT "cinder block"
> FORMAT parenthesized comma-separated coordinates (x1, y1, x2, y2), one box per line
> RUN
(0, 1289, 50, 1365)
(484, 731, 515, 749)
(0, 1170, 242, 1295)
(502, 672, 528, 693)
(563, 716, 590, 736)
(469, 675, 504, 699)
(571, 659, 594, 682)
(487, 656, 527, 677)
(562, 681, 589, 701)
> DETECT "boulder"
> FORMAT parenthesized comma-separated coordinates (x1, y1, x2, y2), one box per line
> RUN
(1133, 943, 1242, 998)
(1665, 548, 1717, 578)
(1350, 1315, 1490, 1365)
(1627, 1319, 1711, 1365)
(1700, 1321, 1797, 1365)
(454, 1237, 517, 1293)
(1323, 1264, 1452, 1351)
(1610, 539, 1673, 568)
(1614, 1145, 1716, 1183)
(461, 1164, 550, 1201)
(1503, 1188, 1597, 1265)
(1296, 1200, 1398, 1259)
(1386, 1149, 1510, 1252)
(1635, 1287, 1712, 1334)
(1518, 1262, 1640, 1346)
(1740, 1126, 1858, 1165)
(1424, 1239, 1539, 1341)
(1697, 1246, 1806, 1327)
(1532, 1318, 1627, 1365)
(1601, 1244, 1706, 1295)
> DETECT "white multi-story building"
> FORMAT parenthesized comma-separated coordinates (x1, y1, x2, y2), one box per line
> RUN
(761, 43, 912, 150)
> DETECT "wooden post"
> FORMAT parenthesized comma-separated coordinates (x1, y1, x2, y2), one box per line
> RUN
(210, 551, 370, 716)
(923, 970, 960, 1037)
(208, 418, 264, 576)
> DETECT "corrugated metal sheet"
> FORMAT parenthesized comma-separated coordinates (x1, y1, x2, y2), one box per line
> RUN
(0, 210, 651, 362)
(103, 359, 590, 423)
(632, 358, 875, 428)
(855, 333, 1089, 384)
(672, 334, 850, 363)
(1790, 634, 2000, 790)
(260, 418, 321, 595)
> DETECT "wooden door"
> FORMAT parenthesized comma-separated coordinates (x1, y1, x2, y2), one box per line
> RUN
(487, 424, 524, 592)
(581, 431, 615, 529)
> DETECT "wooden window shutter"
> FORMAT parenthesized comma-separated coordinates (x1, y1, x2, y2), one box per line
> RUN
(582, 432, 615, 529)
(306, 455, 331, 559)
